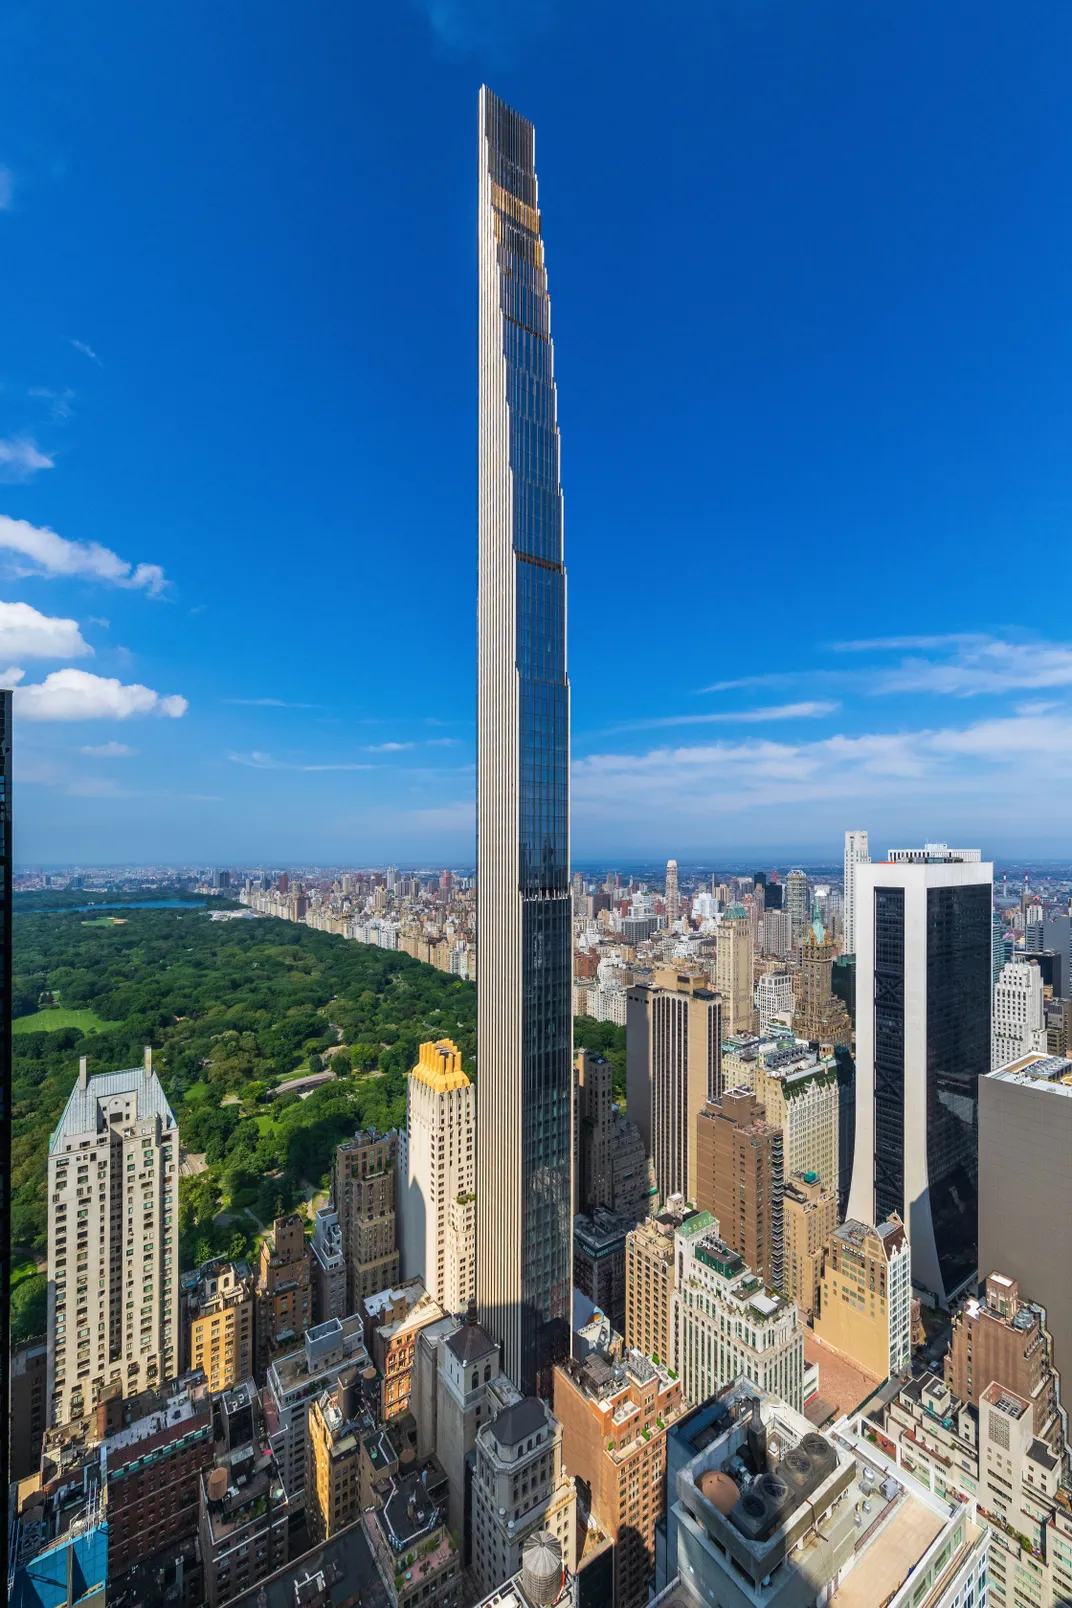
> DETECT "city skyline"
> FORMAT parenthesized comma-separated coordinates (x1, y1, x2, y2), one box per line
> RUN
(3, 7, 1072, 862)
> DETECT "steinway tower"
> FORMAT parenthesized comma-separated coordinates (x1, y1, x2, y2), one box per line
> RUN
(476, 87, 572, 1395)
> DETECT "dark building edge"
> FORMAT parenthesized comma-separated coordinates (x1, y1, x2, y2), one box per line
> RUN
(0, 688, 12, 1590)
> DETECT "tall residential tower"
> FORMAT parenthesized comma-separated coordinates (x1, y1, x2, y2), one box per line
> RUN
(842, 829, 869, 956)
(477, 87, 572, 1394)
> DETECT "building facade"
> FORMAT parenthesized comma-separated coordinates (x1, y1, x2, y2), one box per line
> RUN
(334, 1129, 400, 1315)
(183, 1258, 254, 1394)
(254, 1214, 311, 1372)
(398, 1039, 476, 1315)
(572, 1049, 649, 1221)
(846, 846, 993, 1304)
(264, 1313, 372, 1510)
(476, 86, 573, 1396)
(792, 922, 853, 1048)
(782, 1171, 837, 1321)
(47, 1052, 180, 1426)
(572, 1207, 631, 1335)
(754, 1050, 840, 1196)
(554, 1349, 685, 1608)
(309, 1206, 347, 1325)
(671, 1213, 804, 1411)
(945, 1271, 1065, 1447)
(624, 1206, 692, 1368)
(694, 1089, 784, 1290)
(814, 1214, 912, 1381)
(843, 828, 869, 956)
(979, 1052, 1072, 1378)
(471, 1383, 576, 1596)
(627, 970, 722, 1206)
(715, 906, 754, 1037)
(993, 959, 1048, 1069)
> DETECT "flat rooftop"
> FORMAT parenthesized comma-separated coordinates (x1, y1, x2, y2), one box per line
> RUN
(988, 1052, 1072, 1094)
(830, 1495, 944, 1608)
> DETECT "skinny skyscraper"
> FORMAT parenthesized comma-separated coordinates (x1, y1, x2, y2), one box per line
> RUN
(476, 86, 572, 1394)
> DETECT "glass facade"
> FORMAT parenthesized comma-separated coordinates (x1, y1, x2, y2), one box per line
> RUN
(477, 89, 571, 1395)
(925, 883, 991, 1296)
(873, 886, 905, 1225)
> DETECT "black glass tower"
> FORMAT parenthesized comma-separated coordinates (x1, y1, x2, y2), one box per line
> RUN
(0, 690, 12, 1581)
(476, 87, 572, 1395)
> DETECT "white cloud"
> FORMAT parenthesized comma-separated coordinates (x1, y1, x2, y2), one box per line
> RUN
(365, 741, 416, 752)
(227, 750, 375, 772)
(0, 600, 90, 658)
(601, 701, 839, 735)
(0, 515, 166, 593)
(876, 639, 1072, 697)
(223, 697, 320, 708)
(0, 436, 54, 483)
(428, 737, 462, 747)
(830, 633, 987, 654)
(15, 669, 187, 721)
(80, 741, 138, 757)
(29, 386, 75, 421)
(0, 167, 12, 210)
(69, 339, 101, 364)
(572, 706, 1072, 836)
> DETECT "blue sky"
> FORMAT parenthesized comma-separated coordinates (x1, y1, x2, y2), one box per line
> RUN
(3, 0, 1072, 866)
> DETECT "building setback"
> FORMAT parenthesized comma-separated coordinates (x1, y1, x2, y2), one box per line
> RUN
(476, 85, 573, 1396)
(47, 1051, 180, 1426)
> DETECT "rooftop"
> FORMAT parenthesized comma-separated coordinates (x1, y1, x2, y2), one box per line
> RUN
(490, 1395, 548, 1449)
(988, 1052, 1072, 1095)
(227, 1516, 388, 1608)
(411, 1037, 470, 1093)
(51, 1062, 177, 1151)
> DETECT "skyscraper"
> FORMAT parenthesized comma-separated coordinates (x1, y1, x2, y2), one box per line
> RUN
(477, 86, 572, 1394)
(397, 1037, 476, 1313)
(664, 858, 680, 925)
(715, 902, 754, 1034)
(47, 1049, 181, 1426)
(786, 868, 810, 947)
(627, 969, 722, 1205)
(846, 845, 992, 1304)
(842, 828, 869, 956)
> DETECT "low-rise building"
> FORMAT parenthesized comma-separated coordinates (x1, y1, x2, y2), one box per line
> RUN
(554, 1348, 686, 1608)
(367, 1285, 446, 1420)
(183, 1257, 254, 1392)
(471, 1383, 576, 1596)
(671, 1213, 804, 1411)
(946, 1271, 1065, 1448)
(814, 1215, 912, 1383)
(572, 1207, 632, 1336)
(263, 1313, 373, 1510)
(364, 1458, 460, 1608)
(876, 1369, 1072, 1608)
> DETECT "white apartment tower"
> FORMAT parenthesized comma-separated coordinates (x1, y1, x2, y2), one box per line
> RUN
(665, 858, 681, 925)
(398, 1039, 476, 1315)
(992, 959, 1048, 1070)
(847, 845, 993, 1305)
(843, 828, 869, 955)
(47, 1052, 180, 1426)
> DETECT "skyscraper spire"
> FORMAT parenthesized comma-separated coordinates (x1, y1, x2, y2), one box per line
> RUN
(476, 87, 572, 1395)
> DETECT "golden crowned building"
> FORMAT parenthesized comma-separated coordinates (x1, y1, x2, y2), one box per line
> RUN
(398, 1039, 476, 1315)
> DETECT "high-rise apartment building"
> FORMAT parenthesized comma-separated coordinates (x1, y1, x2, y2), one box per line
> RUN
(554, 1349, 686, 1608)
(842, 828, 869, 955)
(306, 1367, 366, 1542)
(47, 1050, 180, 1426)
(627, 970, 722, 1206)
(671, 1212, 804, 1411)
(334, 1129, 400, 1314)
(785, 869, 810, 948)
(476, 85, 572, 1396)
(310, 1205, 347, 1324)
(254, 1212, 311, 1372)
(665, 859, 680, 925)
(572, 1207, 631, 1335)
(694, 1089, 784, 1290)
(715, 904, 754, 1035)
(182, 1257, 254, 1393)
(814, 1215, 912, 1381)
(754, 968, 793, 1032)
(624, 1203, 693, 1366)
(753, 1049, 840, 1195)
(760, 906, 792, 959)
(398, 1039, 476, 1315)
(572, 1049, 648, 1221)
(993, 958, 1048, 1068)
(265, 1314, 372, 1510)
(979, 1051, 1072, 1377)
(782, 1171, 836, 1319)
(198, 1379, 292, 1607)
(847, 844, 992, 1304)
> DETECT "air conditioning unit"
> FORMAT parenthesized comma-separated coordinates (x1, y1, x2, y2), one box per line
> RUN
(729, 1472, 791, 1542)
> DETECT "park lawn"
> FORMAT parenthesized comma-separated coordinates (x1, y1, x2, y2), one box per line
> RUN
(253, 1113, 275, 1134)
(183, 1081, 211, 1102)
(13, 1006, 118, 1036)
(11, 1253, 39, 1288)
